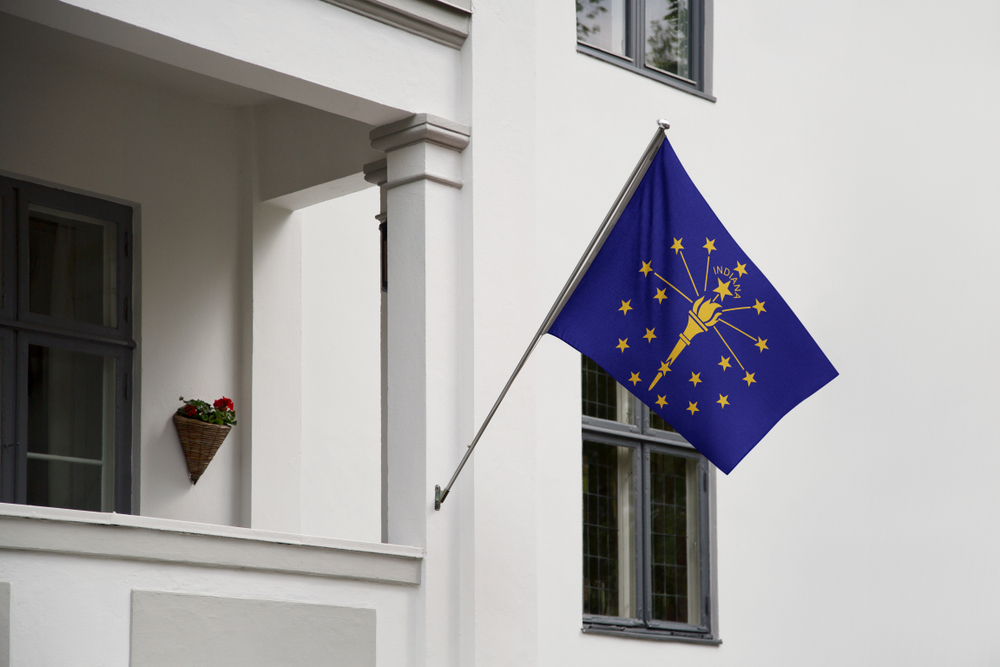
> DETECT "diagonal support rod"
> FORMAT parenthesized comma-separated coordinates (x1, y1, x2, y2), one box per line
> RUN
(434, 120, 671, 510)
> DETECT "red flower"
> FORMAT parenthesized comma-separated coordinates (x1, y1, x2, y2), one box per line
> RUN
(214, 396, 235, 412)
(183, 405, 198, 417)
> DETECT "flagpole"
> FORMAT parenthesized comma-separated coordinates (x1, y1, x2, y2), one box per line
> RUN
(434, 119, 671, 510)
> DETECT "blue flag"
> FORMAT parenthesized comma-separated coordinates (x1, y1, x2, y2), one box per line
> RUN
(549, 137, 837, 473)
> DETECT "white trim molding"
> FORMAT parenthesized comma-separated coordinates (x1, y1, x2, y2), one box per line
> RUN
(0, 505, 422, 585)
(370, 113, 471, 154)
(371, 114, 471, 190)
(0, 582, 8, 667)
(320, 0, 471, 48)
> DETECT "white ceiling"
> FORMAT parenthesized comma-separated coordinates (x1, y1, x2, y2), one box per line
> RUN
(2, 11, 276, 108)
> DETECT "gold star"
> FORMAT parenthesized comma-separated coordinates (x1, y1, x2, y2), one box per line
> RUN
(717, 394, 730, 409)
(689, 372, 702, 387)
(629, 372, 641, 386)
(640, 261, 653, 277)
(619, 300, 632, 315)
(670, 238, 684, 254)
(712, 278, 733, 301)
(658, 360, 671, 374)
(755, 337, 768, 352)
(643, 328, 657, 343)
(752, 299, 766, 315)
(655, 395, 668, 408)
(718, 356, 732, 371)
(703, 238, 716, 254)
(743, 372, 756, 387)
(686, 402, 699, 415)
(734, 262, 748, 278)
(616, 338, 629, 353)
(654, 288, 668, 304)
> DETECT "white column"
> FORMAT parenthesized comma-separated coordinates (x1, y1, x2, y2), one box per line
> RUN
(249, 200, 303, 534)
(243, 107, 303, 534)
(371, 114, 470, 667)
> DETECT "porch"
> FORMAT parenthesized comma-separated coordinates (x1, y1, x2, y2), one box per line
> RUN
(0, 2, 472, 665)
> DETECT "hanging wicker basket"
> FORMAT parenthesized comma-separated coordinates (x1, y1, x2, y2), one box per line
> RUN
(173, 414, 231, 484)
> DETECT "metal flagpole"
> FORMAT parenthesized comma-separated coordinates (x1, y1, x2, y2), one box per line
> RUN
(434, 119, 671, 510)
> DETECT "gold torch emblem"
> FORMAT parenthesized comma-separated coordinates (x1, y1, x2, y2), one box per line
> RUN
(648, 295, 723, 390)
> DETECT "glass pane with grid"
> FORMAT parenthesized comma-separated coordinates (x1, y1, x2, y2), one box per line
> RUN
(26, 344, 116, 511)
(585, 355, 675, 430)
(644, 0, 691, 78)
(583, 356, 625, 422)
(649, 451, 700, 624)
(648, 411, 676, 432)
(28, 205, 117, 328)
(583, 440, 637, 618)
(576, 0, 629, 58)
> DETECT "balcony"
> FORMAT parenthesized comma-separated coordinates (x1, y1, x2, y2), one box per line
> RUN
(0, 504, 422, 665)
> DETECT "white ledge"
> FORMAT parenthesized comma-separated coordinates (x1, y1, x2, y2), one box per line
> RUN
(321, 0, 471, 49)
(0, 504, 422, 586)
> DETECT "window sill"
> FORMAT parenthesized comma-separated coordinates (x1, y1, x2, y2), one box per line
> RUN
(582, 419, 701, 452)
(0, 503, 423, 586)
(583, 624, 722, 645)
(576, 45, 717, 103)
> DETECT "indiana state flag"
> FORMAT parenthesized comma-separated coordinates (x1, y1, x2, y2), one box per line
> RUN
(549, 136, 838, 473)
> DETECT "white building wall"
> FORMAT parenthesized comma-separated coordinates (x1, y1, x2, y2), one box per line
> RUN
(0, 509, 420, 667)
(519, 2, 1000, 666)
(462, 1, 540, 666)
(3, 0, 1000, 665)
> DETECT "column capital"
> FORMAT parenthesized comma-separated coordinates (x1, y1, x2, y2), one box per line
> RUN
(370, 114, 470, 153)
(363, 158, 389, 186)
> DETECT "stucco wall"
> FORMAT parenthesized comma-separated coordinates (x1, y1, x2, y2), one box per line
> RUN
(520, 2, 1000, 666)
(130, 591, 376, 666)
(0, 510, 418, 667)
(5, 0, 1000, 666)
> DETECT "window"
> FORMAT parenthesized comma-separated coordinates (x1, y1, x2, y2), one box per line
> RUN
(0, 176, 134, 513)
(581, 355, 717, 642)
(575, 0, 713, 99)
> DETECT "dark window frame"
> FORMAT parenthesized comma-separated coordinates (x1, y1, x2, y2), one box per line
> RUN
(0, 175, 134, 513)
(576, 0, 715, 101)
(582, 358, 719, 644)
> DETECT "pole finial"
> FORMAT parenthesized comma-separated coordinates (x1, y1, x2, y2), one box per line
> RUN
(657, 119, 671, 130)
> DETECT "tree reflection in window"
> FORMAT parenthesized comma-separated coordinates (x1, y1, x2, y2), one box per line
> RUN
(645, 0, 690, 79)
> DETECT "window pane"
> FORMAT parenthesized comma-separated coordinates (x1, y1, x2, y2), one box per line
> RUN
(29, 205, 117, 327)
(577, 0, 628, 58)
(1, 194, 4, 310)
(644, 0, 691, 79)
(27, 344, 116, 511)
(582, 355, 635, 425)
(583, 440, 637, 618)
(27, 457, 102, 512)
(648, 411, 676, 433)
(649, 451, 700, 624)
